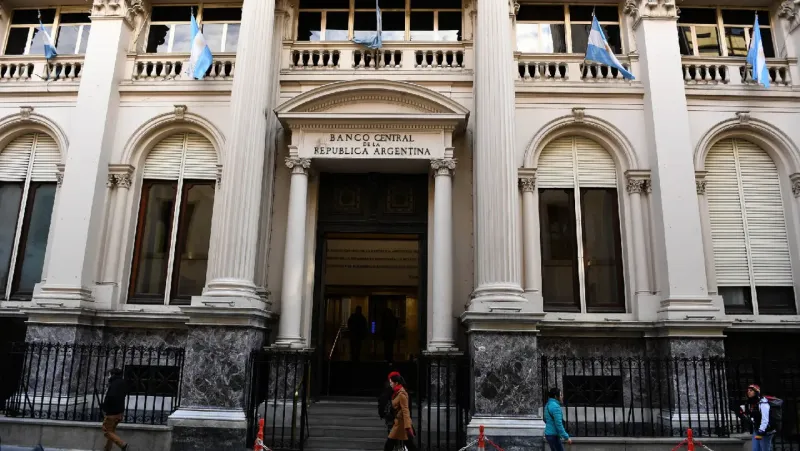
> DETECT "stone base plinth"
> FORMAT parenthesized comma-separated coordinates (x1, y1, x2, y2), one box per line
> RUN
(168, 408, 247, 451)
(467, 417, 545, 451)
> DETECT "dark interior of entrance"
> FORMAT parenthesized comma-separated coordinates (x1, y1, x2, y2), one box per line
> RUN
(313, 173, 428, 397)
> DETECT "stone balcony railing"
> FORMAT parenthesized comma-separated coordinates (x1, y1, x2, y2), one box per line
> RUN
(282, 42, 473, 72)
(681, 56, 795, 87)
(126, 53, 237, 82)
(0, 56, 84, 83)
(515, 53, 638, 83)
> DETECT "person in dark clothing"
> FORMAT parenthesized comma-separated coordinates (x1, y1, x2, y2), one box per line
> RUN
(381, 308, 398, 363)
(101, 368, 129, 451)
(378, 380, 394, 433)
(347, 306, 368, 362)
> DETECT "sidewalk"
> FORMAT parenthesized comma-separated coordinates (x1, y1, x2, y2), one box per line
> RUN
(0, 446, 88, 451)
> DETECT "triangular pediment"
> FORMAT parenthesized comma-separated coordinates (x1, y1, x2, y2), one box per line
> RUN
(296, 90, 446, 114)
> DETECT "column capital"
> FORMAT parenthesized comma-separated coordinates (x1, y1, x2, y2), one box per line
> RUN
(91, 0, 147, 27)
(107, 164, 135, 189)
(56, 163, 65, 187)
(625, 170, 651, 194)
(779, 0, 800, 25)
(695, 171, 708, 195)
(624, 0, 678, 29)
(790, 173, 800, 197)
(518, 176, 536, 193)
(431, 158, 457, 176)
(285, 157, 311, 174)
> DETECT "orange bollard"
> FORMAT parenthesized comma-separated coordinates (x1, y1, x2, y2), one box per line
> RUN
(478, 425, 485, 451)
(254, 418, 265, 451)
(686, 428, 695, 451)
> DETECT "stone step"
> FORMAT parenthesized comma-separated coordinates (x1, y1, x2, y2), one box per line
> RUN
(305, 436, 386, 450)
(308, 424, 388, 439)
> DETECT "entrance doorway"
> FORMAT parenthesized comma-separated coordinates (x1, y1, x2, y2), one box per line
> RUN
(312, 173, 428, 397)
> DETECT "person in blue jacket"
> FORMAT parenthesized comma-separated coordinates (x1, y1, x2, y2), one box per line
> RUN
(544, 387, 572, 451)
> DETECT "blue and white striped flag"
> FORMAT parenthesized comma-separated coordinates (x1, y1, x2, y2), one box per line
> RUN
(352, 0, 382, 49)
(39, 20, 57, 60)
(746, 16, 770, 88)
(184, 13, 213, 80)
(585, 16, 634, 80)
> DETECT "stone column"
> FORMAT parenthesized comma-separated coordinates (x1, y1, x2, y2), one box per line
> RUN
(30, 0, 143, 328)
(101, 166, 133, 303)
(470, 0, 526, 310)
(198, 0, 277, 308)
(695, 172, 719, 297)
(778, 1, 800, 83)
(274, 157, 311, 348)
(625, 171, 651, 295)
(625, 0, 717, 320)
(518, 173, 540, 296)
(429, 159, 456, 351)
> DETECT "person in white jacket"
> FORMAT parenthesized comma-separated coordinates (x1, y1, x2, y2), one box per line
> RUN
(744, 384, 774, 451)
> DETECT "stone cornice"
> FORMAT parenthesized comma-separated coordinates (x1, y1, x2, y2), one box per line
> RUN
(92, 0, 147, 27)
(624, 0, 678, 30)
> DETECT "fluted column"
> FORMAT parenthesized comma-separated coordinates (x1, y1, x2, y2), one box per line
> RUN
(275, 157, 311, 348)
(429, 159, 456, 351)
(696, 172, 718, 295)
(518, 174, 539, 293)
(200, 0, 276, 304)
(625, 171, 651, 294)
(471, 0, 526, 307)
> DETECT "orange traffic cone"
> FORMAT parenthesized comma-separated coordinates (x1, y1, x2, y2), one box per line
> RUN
(254, 418, 265, 451)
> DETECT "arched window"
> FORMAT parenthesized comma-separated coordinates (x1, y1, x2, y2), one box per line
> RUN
(129, 133, 217, 305)
(0, 132, 59, 300)
(705, 138, 796, 315)
(537, 136, 625, 313)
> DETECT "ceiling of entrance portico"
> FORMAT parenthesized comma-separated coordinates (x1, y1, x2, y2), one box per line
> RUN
(275, 80, 469, 130)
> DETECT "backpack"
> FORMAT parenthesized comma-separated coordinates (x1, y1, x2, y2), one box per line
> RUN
(765, 396, 783, 432)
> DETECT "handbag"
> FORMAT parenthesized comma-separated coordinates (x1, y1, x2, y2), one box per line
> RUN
(393, 443, 408, 451)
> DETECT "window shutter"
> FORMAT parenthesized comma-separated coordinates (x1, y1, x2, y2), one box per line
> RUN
(182, 133, 218, 180)
(537, 137, 576, 188)
(30, 134, 60, 182)
(143, 134, 186, 180)
(576, 137, 616, 187)
(0, 133, 35, 181)
(706, 139, 751, 286)
(737, 140, 793, 286)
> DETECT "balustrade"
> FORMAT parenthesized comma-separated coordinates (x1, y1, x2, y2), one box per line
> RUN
(0, 56, 84, 82)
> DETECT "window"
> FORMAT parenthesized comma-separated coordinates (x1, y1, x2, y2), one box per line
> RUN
(146, 4, 242, 53)
(129, 133, 217, 305)
(563, 375, 623, 407)
(0, 133, 60, 301)
(516, 4, 622, 54)
(705, 138, 796, 315)
(678, 8, 774, 57)
(4, 8, 91, 56)
(296, 0, 462, 42)
(537, 137, 625, 313)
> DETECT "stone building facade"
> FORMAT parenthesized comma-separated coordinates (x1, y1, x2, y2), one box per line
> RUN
(1, 0, 800, 449)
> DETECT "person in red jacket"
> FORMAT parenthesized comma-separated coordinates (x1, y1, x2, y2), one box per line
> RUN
(101, 368, 129, 451)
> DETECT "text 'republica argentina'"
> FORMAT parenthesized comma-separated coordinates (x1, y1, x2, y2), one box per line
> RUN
(314, 134, 432, 157)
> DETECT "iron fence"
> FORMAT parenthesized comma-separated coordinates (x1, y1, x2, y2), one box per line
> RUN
(0, 342, 184, 425)
(414, 352, 471, 451)
(246, 349, 312, 451)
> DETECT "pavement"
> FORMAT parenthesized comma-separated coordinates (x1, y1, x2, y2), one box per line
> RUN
(0, 447, 88, 451)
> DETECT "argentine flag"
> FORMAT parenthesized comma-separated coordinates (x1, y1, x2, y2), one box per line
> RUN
(184, 14, 213, 80)
(585, 16, 634, 80)
(39, 20, 57, 60)
(746, 16, 770, 88)
(352, 0, 382, 49)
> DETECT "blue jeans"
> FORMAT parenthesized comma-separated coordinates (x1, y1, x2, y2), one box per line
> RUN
(752, 433, 774, 451)
(545, 435, 565, 451)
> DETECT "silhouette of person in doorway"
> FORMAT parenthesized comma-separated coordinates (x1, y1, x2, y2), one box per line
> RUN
(347, 306, 368, 362)
(381, 308, 398, 363)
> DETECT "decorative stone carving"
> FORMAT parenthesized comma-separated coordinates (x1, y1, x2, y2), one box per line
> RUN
(779, 0, 799, 23)
(216, 164, 223, 186)
(174, 105, 187, 119)
(736, 111, 751, 124)
(116, 173, 132, 189)
(625, 0, 677, 29)
(572, 107, 585, 122)
(431, 158, 457, 176)
(791, 173, 800, 197)
(56, 168, 65, 187)
(285, 157, 311, 174)
(107, 164, 134, 189)
(19, 106, 33, 119)
(623, 0, 639, 21)
(696, 180, 707, 195)
(106, 174, 117, 188)
(92, 0, 146, 27)
(626, 177, 650, 194)
(518, 176, 536, 192)
(510, 0, 520, 16)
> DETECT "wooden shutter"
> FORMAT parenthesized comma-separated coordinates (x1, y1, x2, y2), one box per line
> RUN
(706, 140, 750, 286)
(737, 140, 793, 286)
(537, 136, 616, 188)
(30, 134, 60, 182)
(143, 133, 217, 181)
(0, 133, 35, 181)
(181, 133, 218, 180)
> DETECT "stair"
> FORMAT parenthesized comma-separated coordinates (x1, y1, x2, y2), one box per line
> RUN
(304, 397, 388, 451)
